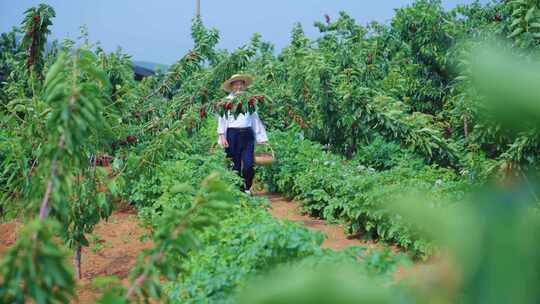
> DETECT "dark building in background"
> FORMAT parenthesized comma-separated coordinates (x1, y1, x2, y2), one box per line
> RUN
(132, 64, 155, 81)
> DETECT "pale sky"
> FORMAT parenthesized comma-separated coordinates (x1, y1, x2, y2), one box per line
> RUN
(0, 0, 487, 64)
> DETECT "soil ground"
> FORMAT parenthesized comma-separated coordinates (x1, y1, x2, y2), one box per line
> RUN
(0, 220, 20, 257)
(74, 205, 152, 303)
(0, 205, 151, 304)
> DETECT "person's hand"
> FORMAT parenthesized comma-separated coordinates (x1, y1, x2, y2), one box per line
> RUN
(219, 134, 229, 148)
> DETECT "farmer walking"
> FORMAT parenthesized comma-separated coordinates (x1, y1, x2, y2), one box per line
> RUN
(217, 74, 268, 195)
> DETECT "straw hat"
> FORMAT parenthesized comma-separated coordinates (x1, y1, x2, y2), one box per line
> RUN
(221, 74, 253, 92)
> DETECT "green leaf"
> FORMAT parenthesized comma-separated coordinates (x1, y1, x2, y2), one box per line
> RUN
(525, 6, 536, 22)
(509, 27, 525, 38)
(170, 183, 193, 194)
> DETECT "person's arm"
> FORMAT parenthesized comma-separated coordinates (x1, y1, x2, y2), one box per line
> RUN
(217, 115, 229, 147)
(251, 112, 268, 144)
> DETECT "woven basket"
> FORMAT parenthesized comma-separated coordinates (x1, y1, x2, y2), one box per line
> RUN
(254, 146, 275, 166)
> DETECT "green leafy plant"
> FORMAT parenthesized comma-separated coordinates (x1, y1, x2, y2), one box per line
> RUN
(507, 0, 540, 40)
(262, 130, 468, 258)
(0, 220, 75, 303)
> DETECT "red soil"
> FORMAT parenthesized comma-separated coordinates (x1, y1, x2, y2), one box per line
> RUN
(0, 220, 20, 257)
(0, 205, 151, 304)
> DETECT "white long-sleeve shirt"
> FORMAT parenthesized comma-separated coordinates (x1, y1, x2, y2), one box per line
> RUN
(217, 92, 268, 144)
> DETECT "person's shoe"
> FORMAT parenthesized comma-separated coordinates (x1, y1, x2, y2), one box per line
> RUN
(244, 189, 251, 196)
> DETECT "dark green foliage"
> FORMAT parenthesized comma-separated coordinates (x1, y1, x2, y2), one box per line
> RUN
(167, 207, 324, 303)
(355, 136, 414, 171)
(262, 131, 469, 258)
(0, 30, 19, 98)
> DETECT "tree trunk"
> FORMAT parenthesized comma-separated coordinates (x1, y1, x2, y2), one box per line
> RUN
(74, 246, 82, 280)
(463, 114, 469, 138)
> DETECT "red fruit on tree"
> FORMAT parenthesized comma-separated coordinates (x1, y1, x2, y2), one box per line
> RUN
(236, 102, 243, 111)
(494, 14, 503, 22)
(199, 107, 206, 118)
(443, 127, 454, 139)
(126, 135, 137, 143)
(187, 51, 199, 60)
(248, 96, 256, 107)
(257, 95, 265, 103)
(34, 15, 40, 23)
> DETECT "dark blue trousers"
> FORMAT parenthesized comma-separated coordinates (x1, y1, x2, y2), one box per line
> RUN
(225, 128, 255, 191)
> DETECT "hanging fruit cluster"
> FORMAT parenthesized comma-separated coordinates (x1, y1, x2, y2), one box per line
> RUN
(26, 15, 40, 67)
(21, 4, 55, 76)
(111, 135, 138, 151)
(218, 91, 266, 119)
(89, 154, 114, 167)
(287, 106, 307, 129)
(199, 105, 207, 118)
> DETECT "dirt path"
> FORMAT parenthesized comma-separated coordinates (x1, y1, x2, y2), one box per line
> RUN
(0, 220, 20, 257)
(75, 206, 152, 303)
(258, 191, 383, 251)
(258, 191, 446, 287)
(0, 206, 151, 304)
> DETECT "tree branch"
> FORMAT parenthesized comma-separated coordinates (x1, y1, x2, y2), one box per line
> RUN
(38, 135, 64, 221)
